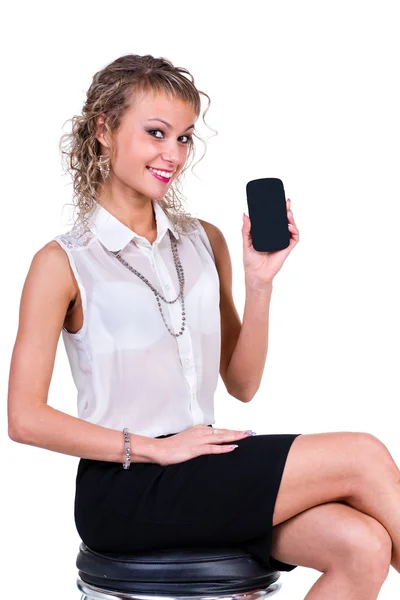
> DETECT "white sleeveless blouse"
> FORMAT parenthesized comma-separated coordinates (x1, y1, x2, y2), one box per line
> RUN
(53, 199, 221, 438)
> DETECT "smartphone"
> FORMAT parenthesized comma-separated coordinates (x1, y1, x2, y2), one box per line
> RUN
(246, 178, 290, 252)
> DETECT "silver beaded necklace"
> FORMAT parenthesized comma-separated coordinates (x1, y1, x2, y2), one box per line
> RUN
(110, 230, 186, 338)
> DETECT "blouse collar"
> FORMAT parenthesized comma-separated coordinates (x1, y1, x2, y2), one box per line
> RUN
(87, 199, 180, 252)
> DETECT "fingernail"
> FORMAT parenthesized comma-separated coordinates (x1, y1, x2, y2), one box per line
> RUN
(230, 445, 239, 449)
(243, 430, 257, 435)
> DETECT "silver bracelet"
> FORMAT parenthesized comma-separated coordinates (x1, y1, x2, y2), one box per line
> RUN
(123, 428, 131, 470)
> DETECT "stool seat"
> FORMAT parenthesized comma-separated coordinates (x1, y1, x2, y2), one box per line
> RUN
(76, 542, 281, 596)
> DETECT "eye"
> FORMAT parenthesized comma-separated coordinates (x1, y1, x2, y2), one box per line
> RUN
(147, 129, 193, 144)
(147, 129, 164, 139)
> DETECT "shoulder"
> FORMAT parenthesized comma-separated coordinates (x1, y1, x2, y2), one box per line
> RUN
(197, 218, 226, 254)
(197, 218, 230, 267)
(34, 239, 73, 268)
(197, 218, 222, 239)
(27, 240, 78, 304)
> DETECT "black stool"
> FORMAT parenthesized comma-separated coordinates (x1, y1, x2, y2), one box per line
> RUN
(76, 543, 282, 599)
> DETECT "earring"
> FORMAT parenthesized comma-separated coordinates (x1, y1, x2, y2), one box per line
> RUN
(98, 156, 110, 181)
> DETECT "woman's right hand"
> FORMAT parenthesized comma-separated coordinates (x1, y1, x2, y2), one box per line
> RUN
(153, 424, 255, 466)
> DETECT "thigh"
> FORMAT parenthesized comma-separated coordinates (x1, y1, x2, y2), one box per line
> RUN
(272, 431, 386, 526)
(270, 501, 392, 573)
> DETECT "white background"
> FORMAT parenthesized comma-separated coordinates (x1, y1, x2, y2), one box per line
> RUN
(1, 1, 399, 598)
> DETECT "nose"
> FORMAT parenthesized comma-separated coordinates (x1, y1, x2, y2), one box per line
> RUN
(161, 139, 187, 166)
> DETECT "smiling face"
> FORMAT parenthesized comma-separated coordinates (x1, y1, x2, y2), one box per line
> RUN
(96, 89, 197, 202)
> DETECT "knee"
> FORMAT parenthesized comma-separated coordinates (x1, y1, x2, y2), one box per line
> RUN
(337, 518, 392, 585)
(360, 524, 392, 585)
(353, 432, 388, 459)
(350, 432, 398, 482)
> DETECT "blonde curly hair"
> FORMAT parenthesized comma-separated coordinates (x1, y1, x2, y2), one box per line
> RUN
(59, 54, 217, 236)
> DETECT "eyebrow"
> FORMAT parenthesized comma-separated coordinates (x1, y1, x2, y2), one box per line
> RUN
(145, 118, 195, 132)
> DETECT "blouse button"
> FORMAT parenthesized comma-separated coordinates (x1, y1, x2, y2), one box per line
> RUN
(165, 284, 170, 290)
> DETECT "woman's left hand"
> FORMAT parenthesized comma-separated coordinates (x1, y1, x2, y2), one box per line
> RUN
(242, 198, 299, 286)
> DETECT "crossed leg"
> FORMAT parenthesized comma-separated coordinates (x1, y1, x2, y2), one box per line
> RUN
(271, 432, 400, 600)
(270, 501, 392, 600)
(271, 432, 400, 573)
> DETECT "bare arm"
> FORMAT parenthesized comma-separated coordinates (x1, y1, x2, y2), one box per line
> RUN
(198, 219, 271, 402)
(7, 242, 159, 464)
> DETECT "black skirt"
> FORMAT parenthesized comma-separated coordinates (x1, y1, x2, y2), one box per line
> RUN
(74, 429, 301, 572)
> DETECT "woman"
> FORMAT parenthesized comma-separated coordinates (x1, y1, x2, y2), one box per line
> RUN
(7, 54, 399, 600)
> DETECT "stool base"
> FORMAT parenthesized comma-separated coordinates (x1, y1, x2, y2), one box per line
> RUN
(77, 577, 282, 600)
